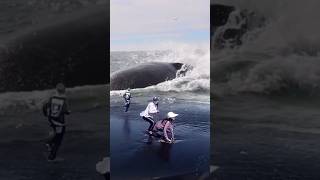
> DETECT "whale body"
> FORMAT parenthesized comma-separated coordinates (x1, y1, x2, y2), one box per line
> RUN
(0, 6, 108, 92)
(110, 62, 183, 90)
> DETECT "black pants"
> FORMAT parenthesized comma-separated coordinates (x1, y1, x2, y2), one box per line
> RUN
(143, 116, 155, 131)
(124, 101, 130, 112)
(48, 125, 65, 160)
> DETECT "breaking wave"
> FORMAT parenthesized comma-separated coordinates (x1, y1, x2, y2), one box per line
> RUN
(212, 0, 320, 96)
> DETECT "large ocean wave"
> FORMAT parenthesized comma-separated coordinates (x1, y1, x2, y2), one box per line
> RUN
(212, 0, 320, 96)
(110, 45, 210, 96)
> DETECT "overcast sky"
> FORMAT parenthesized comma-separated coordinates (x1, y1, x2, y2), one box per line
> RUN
(110, 0, 210, 51)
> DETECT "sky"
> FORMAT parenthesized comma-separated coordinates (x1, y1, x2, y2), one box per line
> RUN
(110, 0, 210, 51)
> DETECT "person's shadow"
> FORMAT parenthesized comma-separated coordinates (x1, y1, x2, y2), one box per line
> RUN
(122, 114, 131, 140)
(143, 133, 173, 161)
(157, 141, 173, 161)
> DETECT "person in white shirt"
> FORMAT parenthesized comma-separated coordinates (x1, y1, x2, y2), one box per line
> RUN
(140, 97, 159, 135)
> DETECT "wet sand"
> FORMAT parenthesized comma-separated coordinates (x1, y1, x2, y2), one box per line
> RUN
(211, 96, 320, 180)
(0, 107, 108, 180)
(110, 100, 210, 180)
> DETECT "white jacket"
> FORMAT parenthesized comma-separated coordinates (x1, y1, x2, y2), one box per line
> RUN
(140, 102, 159, 118)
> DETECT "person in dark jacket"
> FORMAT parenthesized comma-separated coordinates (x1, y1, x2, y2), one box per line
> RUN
(43, 83, 70, 161)
(123, 88, 131, 112)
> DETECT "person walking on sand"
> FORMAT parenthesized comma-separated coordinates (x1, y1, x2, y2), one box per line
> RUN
(140, 97, 159, 135)
(123, 88, 131, 112)
(43, 83, 70, 162)
(153, 112, 178, 143)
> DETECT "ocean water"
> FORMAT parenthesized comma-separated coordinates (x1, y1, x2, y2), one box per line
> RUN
(110, 48, 210, 179)
(212, 0, 320, 179)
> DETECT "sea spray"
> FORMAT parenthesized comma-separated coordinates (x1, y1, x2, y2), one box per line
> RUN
(212, 0, 320, 96)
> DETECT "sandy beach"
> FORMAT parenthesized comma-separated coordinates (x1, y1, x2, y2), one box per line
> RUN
(110, 95, 210, 180)
(0, 106, 108, 180)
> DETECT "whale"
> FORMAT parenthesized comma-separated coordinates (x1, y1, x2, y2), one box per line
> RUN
(110, 62, 184, 90)
(0, 5, 108, 92)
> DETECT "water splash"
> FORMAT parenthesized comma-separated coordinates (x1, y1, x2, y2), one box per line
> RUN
(212, 0, 320, 96)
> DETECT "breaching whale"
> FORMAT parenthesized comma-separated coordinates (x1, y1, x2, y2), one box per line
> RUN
(110, 62, 184, 90)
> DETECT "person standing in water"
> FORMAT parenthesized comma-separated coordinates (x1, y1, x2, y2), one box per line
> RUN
(123, 88, 131, 112)
(154, 112, 178, 143)
(140, 97, 159, 135)
(43, 83, 70, 161)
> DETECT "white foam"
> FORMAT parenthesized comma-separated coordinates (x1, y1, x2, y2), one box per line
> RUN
(0, 84, 106, 115)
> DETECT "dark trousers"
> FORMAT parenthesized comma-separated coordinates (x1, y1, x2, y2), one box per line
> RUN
(124, 101, 130, 112)
(143, 116, 155, 131)
(47, 125, 65, 160)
